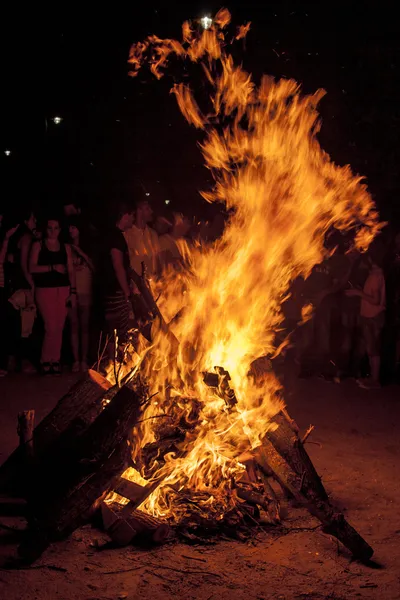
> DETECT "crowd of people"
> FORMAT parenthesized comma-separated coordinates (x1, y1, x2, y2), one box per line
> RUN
(0, 198, 399, 388)
(0, 198, 216, 377)
(283, 231, 400, 388)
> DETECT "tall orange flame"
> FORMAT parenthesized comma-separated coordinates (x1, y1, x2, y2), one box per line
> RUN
(121, 9, 382, 522)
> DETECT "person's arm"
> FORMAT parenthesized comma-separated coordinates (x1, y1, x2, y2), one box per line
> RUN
(111, 248, 131, 299)
(0, 225, 19, 264)
(66, 244, 76, 289)
(346, 279, 384, 306)
(65, 244, 77, 307)
(20, 234, 35, 289)
(0, 239, 7, 264)
(361, 278, 386, 307)
(318, 257, 355, 302)
(30, 242, 52, 274)
(71, 244, 95, 271)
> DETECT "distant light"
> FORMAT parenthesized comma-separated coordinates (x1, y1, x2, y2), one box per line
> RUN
(200, 16, 212, 30)
(145, 192, 150, 196)
(165, 199, 170, 205)
(4, 149, 11, 156)
(52, 116, 63, 125)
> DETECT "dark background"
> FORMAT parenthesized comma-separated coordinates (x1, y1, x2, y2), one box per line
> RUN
(2, 1, 400, 224)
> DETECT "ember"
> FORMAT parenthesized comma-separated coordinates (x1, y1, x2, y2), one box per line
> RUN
(0, 8, 381, 564)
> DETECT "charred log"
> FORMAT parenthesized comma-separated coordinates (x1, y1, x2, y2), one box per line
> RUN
(17, 385, 143, 563)
(265, 411, 328, 501)
(255, 440, 373, 560)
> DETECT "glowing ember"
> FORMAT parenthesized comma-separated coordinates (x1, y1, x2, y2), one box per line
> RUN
(115, 8, 382, 524)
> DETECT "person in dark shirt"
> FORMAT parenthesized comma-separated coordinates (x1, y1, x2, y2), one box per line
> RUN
(102, 202, 135, 358)
(338, 252, 369, 378)
(299, 251, 352, 378)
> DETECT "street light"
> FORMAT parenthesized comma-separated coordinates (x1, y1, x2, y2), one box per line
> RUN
(200, 16, 212, 30)
(165, 199, 170, 205)
(4, 150, 11, 156)
(52, 116, 63, 125)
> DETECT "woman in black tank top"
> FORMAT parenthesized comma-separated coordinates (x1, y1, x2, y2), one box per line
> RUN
(30, 218, 76, 375)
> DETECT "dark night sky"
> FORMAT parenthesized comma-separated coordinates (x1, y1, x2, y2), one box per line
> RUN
(2, 1, 400, 222)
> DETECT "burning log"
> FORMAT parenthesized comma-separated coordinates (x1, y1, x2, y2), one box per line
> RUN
(236, 485, 271, 512)
(265, 411, 328, 501)
(18, 384, 142, 563)
(113, 476, 164, 510)
(101, 501, 138, 546)
(255, 440, 373, 560)
(103, 501, 170, 545)
(0, 370, 111, 494)
(123, 507, 170, 543)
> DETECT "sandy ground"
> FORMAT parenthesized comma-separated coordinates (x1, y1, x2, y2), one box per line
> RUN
(0, 372, 400, 600)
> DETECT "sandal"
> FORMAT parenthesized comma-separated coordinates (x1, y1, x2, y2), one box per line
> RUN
(51, 362, 62, 376)
(41, 362, 51, 376)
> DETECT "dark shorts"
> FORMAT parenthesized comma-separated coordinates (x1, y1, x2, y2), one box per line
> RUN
(360, 313, 385, 357)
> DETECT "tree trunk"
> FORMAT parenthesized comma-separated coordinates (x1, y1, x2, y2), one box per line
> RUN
(0, 370, 111, 494)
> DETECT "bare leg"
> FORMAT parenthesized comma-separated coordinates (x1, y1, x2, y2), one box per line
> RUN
(79, 304, 91, 366)
(68, 306, 80, 366)
(370, 355, 380, 384)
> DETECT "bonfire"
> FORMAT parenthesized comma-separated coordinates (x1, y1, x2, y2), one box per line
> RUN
(0, 9, 381, 564)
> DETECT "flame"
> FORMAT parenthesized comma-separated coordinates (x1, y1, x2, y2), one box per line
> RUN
(120, 9, 382, 524)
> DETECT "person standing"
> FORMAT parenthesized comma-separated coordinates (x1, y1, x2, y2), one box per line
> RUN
(102, 202, 135, 357)
(68, 217, 94, 372)
(4, 209, 37, 372)
(30, 217, 76, 375)
(124, 199, 160, 278)
(0, 219, 19, 375)
(345, 245, 386, 387)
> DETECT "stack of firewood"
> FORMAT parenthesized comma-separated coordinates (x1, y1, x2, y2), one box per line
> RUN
(0, 369, 373, 564)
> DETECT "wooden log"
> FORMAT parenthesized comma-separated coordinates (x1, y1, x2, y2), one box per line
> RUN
(18, 440, 131, 563)
(101, 502, 138, 546)
(114, 474, 166, 515)
(257, 468, 281, 523)
(255, 441, 373, 560)
(103, 500, 170, 545)
(32, 384, 142, 513)
(114, 477, 147, 504)
(16, 384, 143, 565)
(17, 410, 35, 463)
(265, 411, 328, 501)
(0, 370, 111, 493)
(20, 374, 146, 558)
(236, 486, 271, 512)
(124, 507, 170, 543)
(16, 410, 35, 499)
